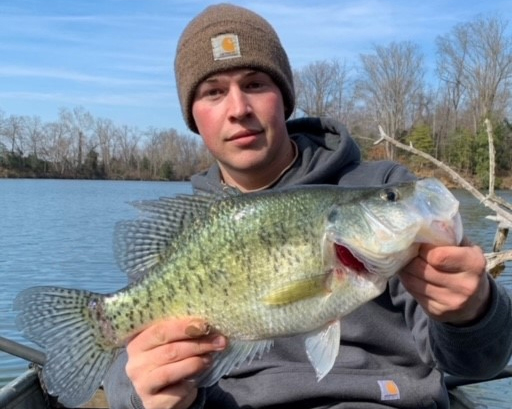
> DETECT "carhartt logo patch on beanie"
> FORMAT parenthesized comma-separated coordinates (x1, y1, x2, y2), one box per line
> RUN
(174, 3, 295, 133)
(211, 33, 241, 60)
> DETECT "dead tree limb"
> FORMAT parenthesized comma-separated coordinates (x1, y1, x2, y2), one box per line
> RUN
(485, 250, 512, 273)
(485, 119, 496, 196)
(375, 125, 512, 225)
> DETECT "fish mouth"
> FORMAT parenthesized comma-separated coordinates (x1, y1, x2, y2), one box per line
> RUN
(334, 243, 368, 275)
(333, 240, 419, 279)
(331, 243, 389, 291)
(416, 213, 464, 246)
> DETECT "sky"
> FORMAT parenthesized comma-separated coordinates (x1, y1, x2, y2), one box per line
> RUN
(1, 0, 511, 136)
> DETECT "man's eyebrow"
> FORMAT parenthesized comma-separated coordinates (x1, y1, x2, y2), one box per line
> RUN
(204, 70, 260, 83)
(202, 76, 220, 84)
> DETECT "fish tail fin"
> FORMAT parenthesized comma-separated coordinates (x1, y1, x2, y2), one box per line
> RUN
(14, 286, 116, 407)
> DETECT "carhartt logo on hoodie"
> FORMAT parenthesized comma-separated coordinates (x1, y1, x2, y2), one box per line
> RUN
(377, 380, 400, 401)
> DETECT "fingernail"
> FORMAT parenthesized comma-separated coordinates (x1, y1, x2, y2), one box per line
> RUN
(202, 354, 213, 366)
(185, 320, 211, 337)
(212, 336, 226, 350)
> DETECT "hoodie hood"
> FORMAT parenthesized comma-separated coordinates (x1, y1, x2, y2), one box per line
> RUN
(191, 117, 361, 193)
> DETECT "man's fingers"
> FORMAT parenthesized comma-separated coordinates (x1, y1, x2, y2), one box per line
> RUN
(416, 244, 486, 274)
(155, 334, 226, 364)
(185, 319, 211, 338)
(131, 318, 212, 351)
(145, 355, 214, 394)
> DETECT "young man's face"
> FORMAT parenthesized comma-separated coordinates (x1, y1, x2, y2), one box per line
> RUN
(192, 69, 291, 187)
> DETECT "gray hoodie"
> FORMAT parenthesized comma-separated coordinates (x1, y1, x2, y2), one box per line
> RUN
(104, 117, 512, 409)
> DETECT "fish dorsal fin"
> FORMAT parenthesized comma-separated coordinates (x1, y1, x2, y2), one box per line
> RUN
(220, 184, 243, 197)
(305, 320, 341, 381)
(195, 339, 273, 387)
(262, 275, 328, 306)
(114, 193, 215, 280)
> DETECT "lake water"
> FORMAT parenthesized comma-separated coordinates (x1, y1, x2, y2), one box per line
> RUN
(0, 179, 511, 407)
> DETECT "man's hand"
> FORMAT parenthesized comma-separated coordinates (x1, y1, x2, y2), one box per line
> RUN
(125, 318, 227, 409)
(399, 241, 490, 325)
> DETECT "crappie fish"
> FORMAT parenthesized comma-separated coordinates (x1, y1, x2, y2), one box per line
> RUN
(14, 178, 463, 407)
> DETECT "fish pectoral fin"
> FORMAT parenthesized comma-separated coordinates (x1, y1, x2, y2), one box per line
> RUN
(305, 320, 341, 381)
(262, 276, 328, 306)
(195, 339, 273, 387)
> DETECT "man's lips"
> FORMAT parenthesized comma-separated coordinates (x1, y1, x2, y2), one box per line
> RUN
(226, 129, 262, 141)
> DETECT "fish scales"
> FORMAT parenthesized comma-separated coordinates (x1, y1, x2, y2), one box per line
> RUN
(13, 178, 464, 407)
(105, 187, 331, 340)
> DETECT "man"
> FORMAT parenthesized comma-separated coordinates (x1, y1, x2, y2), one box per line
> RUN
(104, 4, 512, 409)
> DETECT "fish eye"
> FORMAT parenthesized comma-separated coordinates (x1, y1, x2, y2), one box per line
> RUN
(380, 187, 401, 202)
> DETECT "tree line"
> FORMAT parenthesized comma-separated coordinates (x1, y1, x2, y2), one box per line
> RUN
(1, 14, 512, 185)
(0, 106, 213, 180)
(293, 13, 512, 188)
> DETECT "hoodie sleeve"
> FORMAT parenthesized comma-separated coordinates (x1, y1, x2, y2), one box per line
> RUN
(390, 273, 512, 380)
(429, 277, 512, 378)
(103, 348, 207, 409)
(103, 349, 145, 409)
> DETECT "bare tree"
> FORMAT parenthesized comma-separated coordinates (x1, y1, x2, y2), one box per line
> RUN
(436, 15, 512, 131)
(142, 130, 169, 179)
(24, 116, 44, 159)
(139, 128, 213, 180)
(173, 135, 207, 180)
(59, 107, 94, 169)
(115, 125, 140, 176)
(41, 121, 73, 175)
(0, 109, 5, 141)
(94, 118, 116, 177)
(436, 39, 468, 133)
(294, 59, 353, 123)
(1, 115, 26, 154)
(356, 41, 425, 160)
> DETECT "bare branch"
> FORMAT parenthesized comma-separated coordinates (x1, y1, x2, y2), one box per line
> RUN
(485, 251, 512, 276)
(375, 125, 512, 225)
(485, 118, 496, 195)
(376, 124, 512, 277)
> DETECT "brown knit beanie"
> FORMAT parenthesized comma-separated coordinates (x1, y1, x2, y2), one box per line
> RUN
(174, 3, 295, 133)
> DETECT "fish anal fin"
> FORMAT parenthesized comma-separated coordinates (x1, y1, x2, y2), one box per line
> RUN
(305, 320, 341, 381)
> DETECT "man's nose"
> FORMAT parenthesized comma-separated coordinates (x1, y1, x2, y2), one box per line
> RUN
(228, 88, 252, 119)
